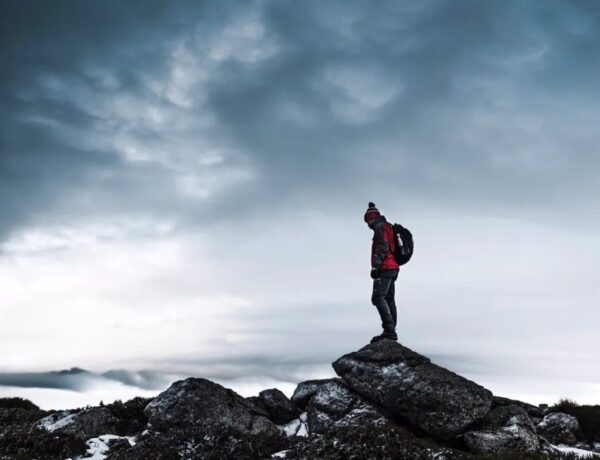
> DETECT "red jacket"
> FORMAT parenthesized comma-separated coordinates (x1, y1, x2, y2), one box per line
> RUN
(371, 217, 399, 270)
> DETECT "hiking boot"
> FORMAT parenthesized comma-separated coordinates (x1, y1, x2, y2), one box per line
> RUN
(370, 330, 397, 343)
(370, 334, 385, 344)
(381, 330, 398, 341)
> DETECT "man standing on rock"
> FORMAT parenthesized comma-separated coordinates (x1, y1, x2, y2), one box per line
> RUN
(364, 202, 399, 343)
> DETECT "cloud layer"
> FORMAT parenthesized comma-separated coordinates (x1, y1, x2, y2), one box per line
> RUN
(3, 0, 600, 240)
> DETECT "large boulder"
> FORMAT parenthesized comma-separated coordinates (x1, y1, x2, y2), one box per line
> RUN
(144, 377, 280, 439)
(332, 340, 493, 440)
(537, 412, 581, 445)
(246, 388, 300, 424)
(291, 378, 340, 410)
(305, 379, 394, 434)
(464, 404, 540, 454)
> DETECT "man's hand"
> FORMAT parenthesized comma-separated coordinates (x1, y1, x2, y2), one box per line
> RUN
(370, 268, 380, 280)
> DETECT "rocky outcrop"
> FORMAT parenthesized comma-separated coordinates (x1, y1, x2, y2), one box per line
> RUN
(247, 388, 301, 424)
(464, 404, 540, 453)
(332, 340, 493, 440)
(2, 341, 599, 459)
(537, 412, 582, 445)
(144, 377, 281, 439)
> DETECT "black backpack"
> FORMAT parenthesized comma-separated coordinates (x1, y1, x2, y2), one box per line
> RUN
(392, 223, 414, 266)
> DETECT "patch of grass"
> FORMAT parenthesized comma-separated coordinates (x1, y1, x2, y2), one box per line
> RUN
(0, 397, 40, 411)
(551, 399, 600, 441)
(105, 396, 153, 436)
(554, 398, 579, 410)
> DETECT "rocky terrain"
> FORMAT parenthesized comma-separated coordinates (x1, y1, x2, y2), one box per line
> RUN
(0, 341, 598, 459)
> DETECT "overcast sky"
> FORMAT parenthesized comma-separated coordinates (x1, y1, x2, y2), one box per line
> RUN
(1, 0, 599, 410)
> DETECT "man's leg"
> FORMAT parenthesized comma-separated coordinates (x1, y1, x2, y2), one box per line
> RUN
(371, 275, 395, 332)
(385, 271, 398, 327)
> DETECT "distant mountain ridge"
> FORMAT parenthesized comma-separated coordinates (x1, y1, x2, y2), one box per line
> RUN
(0, 341, 598, 459)
(0, 367, 172, 392)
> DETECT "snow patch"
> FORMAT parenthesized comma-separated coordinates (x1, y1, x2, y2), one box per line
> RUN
(37, 411, 77, 432)
(71, 434, 136, 460)
(553, 444, 600, 458)
(279, 412, 308, 437)
(432, 451, 450, 460)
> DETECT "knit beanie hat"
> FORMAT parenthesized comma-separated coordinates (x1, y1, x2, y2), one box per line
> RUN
(364, 202, 381, 223)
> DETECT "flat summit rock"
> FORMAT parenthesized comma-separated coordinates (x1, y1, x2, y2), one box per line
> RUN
(332, 340, 493, 440)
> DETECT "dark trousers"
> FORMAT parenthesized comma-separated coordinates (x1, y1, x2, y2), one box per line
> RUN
(371, 269, 398, 332)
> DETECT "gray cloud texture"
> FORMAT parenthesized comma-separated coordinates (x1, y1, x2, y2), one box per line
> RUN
(2, 0, 600, 243)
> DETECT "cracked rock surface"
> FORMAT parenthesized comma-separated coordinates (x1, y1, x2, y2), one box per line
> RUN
(304, 379, 394, 434)
(332, 340, 493, 440)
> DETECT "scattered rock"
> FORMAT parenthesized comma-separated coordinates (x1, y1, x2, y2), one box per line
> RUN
(332, 340, 493, 440)
(464, 404, 540, 454)
(305, 379, 394, 434)
(537, 412, 581, 445)
(248, 388, 301, 424)
(492, 395, 544, 422)
(290, 378, 340, 410)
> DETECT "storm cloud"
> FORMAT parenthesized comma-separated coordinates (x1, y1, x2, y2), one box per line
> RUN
(1, 0, 599, 408)
(3, 0, 600, 240)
